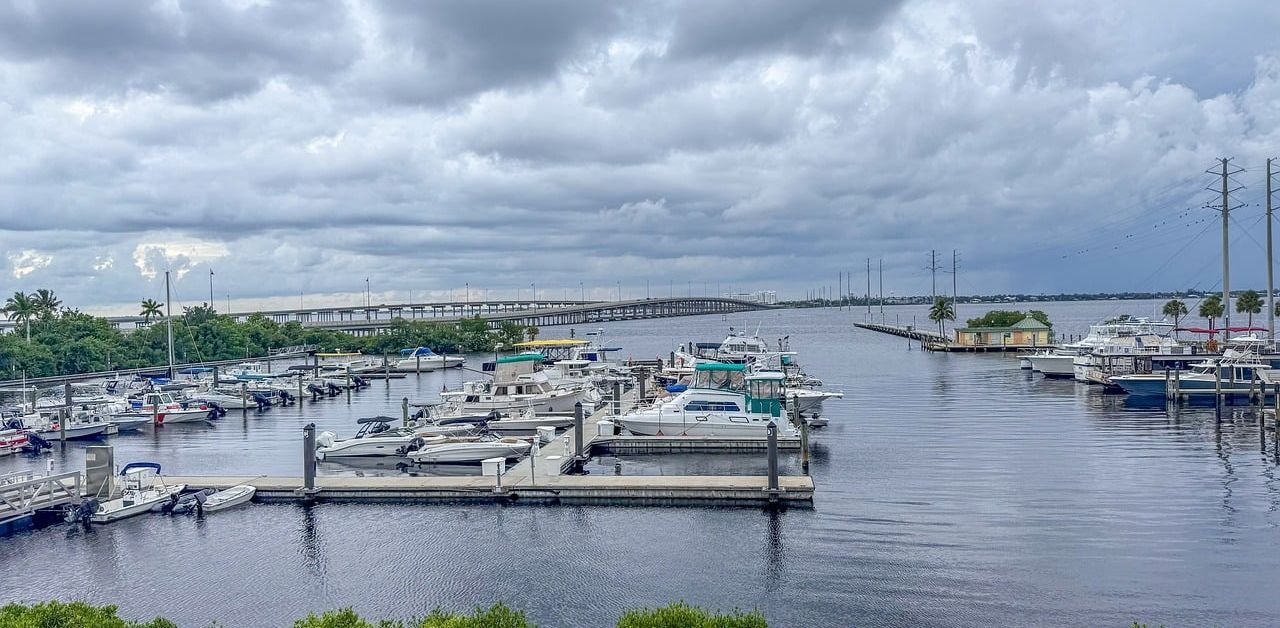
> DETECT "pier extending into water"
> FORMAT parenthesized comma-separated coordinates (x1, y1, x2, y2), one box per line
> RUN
(854, 322, 950, 345)
(170, 389, 814, 507)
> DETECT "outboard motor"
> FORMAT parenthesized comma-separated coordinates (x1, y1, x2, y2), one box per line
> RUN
(66, 498, 99, 525)
(412, 408, 426, 421)
(206, 401, 227, 418)
(306, 383, 326, 400)
(251, 392, 272, 412)
(155, 492, 181, 514)
(352, 376, 369, 389)
(21, 432, 52, 455)
(326, 383, 342, 396)
(277, 390, 295, 406)
(397, 437, 426, 456)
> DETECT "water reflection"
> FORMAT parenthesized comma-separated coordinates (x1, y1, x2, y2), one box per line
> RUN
(763, 510, 785, 592)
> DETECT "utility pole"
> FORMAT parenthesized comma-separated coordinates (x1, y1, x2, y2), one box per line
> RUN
(1210, 158, 1244, 345)
(878, 258, 884, 322)
(927, 249, 940, 301)
(952, 249, 959, 328)
(209, 268, 215, 312)
(1268, 158, 1276, 341)
(865, 258, 871, 321)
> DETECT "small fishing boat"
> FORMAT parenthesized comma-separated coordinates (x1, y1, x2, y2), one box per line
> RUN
(202, 485, 256, 513)
(91, 462, 185, 523)
(407, 437, 532, 464)
(120, 392, 214, 425)
(0, 428, 29, 456)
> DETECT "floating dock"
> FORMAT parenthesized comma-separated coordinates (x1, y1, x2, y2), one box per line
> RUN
(170, 389, 815, 507)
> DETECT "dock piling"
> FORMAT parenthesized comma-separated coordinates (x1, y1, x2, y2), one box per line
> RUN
(213, 366, 220, 388)
(240, 383, 247, 417)
(345, 367, 352, 403)
(766, 421, 779, 498)
(611, 381, 622, 416)
(297, 375, 304, 407)
(1274, 384, 1279, 464)
(384, 354, 390, 383)
(401, 397, 409, 427)
(572, 402, 585, 474)
(302, 423, 317, 494)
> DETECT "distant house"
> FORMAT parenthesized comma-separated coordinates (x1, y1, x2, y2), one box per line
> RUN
(954, 316, 1052, 348)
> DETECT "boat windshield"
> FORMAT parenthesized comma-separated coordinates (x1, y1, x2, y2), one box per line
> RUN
(693, 368, 747, 392)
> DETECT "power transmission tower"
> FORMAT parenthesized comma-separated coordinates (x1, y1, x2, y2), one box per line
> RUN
(1206, 158, 1245, 345)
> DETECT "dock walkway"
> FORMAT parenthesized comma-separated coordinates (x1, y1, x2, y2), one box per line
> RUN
(0, 470, 82, 533)
(855, 322, 950, 344)
(170, 389, 814, 506)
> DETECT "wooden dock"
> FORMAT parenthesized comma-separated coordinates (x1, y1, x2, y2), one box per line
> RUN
(168, 388, 815, 507)
(854, 322, 950, 344)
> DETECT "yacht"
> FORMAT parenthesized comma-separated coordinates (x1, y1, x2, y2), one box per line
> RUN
(1073, 332, 1197, 387)
(90, 462, 186, 523)
(392, 347, 464, 372)
(617, 364, 799, 437)
(440, 353, 600, 415)
(1110, 349, 1276, 397)
(0, 428, 29, 456)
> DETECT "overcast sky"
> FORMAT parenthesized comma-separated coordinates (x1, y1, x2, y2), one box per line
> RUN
(2, 0, 1279, 314)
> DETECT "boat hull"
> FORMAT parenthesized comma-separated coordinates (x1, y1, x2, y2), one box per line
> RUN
(1029, 354, 1075, 377)
(203, 485, 256, 512)
(91, 485, 186, 523)
(618, 414, 783, 437)
(317, 436, 416, 459)
(409, 442, 531, 464)
(392, 356, 465, 372)
(38, 424, 109, 441)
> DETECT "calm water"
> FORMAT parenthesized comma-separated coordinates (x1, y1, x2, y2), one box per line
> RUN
(3, 300, 1278, 627)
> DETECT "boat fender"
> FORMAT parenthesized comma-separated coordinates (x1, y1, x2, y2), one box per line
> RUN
(316, 431, 335, 448)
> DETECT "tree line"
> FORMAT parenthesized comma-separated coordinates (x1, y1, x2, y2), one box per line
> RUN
(1, 290, 537, 379)
(1162, 289, 1276, 330)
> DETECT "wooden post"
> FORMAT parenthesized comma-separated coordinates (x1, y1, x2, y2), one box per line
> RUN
(401, 397, 409, 428)
(416, 354, 421, 373)
(1215, 365, 1223, 418)
(1274, 384, 1279, 464)
(1164, 368, 1172, 401)
(213, 366, 220, 388)
(1174, 369, 1181, 402)
(297, 374, 304, 407)
(240, 383, 248, 417)
(612, 380, 622, 416)
(384, 353, 390, 384)
(151, 393, 159, 427)
(345, 366, 352, 403)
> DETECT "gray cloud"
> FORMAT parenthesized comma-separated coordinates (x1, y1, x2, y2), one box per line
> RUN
(0, 0, 1278, 313)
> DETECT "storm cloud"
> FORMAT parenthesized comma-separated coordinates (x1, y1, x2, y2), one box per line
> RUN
(0, 0, 1277, 314)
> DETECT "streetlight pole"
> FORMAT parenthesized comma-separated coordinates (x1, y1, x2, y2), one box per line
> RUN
(209, 268, 215, 311)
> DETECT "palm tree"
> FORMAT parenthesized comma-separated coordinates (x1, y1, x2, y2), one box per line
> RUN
(1236, 289, 1263, 329)
(139, 299, 163, 323)
(31, 288, 61, 320)
(928, 297, 955, 338)
(1162, 299, 1188, 338)
(1199, 295, 1224, 331)
(3, 292, 37, 342)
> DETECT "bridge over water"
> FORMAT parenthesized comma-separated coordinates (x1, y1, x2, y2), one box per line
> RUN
(0, 297, 776, 335)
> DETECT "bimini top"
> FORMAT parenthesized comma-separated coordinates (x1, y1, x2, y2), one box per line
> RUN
(497, 353, 545, 364)
(513, 339, 589, 348)
(400, 347, 439, 356)
(694, 362, 747, 372)
(746, 370, 786, 380)
(357, 416, 396, 424)
(317, 352, 363, 358)
(120, 462, 161, 475)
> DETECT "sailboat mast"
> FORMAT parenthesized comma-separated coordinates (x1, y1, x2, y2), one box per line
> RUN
(165, 270, 175, 379)
(1267, 157, 1275, 342)
(1220, 158, 1231, 346)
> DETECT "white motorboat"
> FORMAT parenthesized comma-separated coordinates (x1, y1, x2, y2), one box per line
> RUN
(120, 392, 214, 425)
(108, 415, 151, 432)
(393, 347, 465, 372)
(316, 417, 419, 459)
(202, 485, 256, 513)
(440, 353, 599, 415)
(486, 408, 573, 431)
(90, 462, 186, 523)
(21, 409, 112, 441)
(618, 364, 799, 437)
(407, 437, 532, 464)
(1027, 350, 1077, 378)
(785, 388, 843, 415)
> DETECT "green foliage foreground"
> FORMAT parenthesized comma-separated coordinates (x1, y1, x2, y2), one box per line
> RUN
(0, 602, 768, 628)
